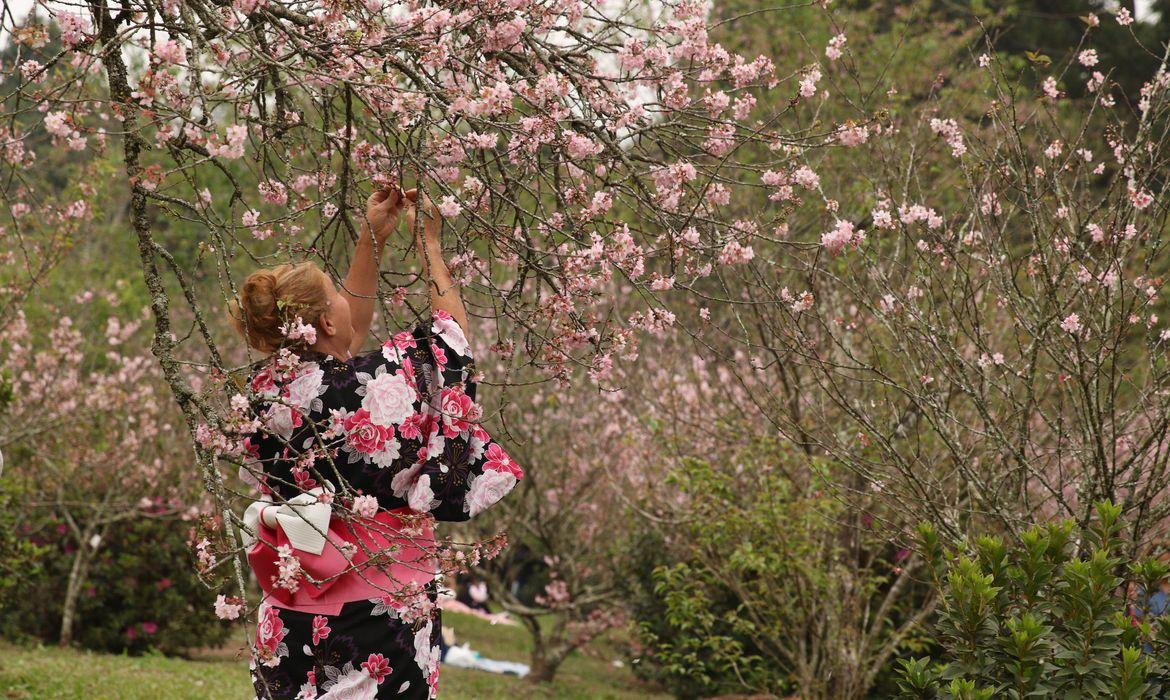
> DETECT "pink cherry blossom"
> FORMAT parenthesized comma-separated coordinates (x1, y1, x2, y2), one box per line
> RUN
(825, 33, 847, 61)
(437, 195, 462, 218)
(352, 494, 379, 518)
(822, 220, 863, 255)
(214, 595, 243, 620)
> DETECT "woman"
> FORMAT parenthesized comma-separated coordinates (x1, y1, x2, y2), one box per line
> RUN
(229, 185, 523, 699)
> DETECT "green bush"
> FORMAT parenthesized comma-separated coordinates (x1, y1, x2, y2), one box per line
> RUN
(898, 501, 1170, 699)
(4, 514, 232, 655)
(622, 457, 932, 699)
(0, 485, 46, 617)
(621, 525, 771, 699)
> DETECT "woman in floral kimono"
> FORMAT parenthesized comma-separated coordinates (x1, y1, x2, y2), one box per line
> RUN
(229, 185, 523, 699)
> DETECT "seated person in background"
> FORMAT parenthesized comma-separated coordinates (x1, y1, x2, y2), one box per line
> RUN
(455, 574, 492, 614)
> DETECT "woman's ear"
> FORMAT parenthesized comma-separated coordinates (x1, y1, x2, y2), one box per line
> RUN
(316, 310, 337, 338)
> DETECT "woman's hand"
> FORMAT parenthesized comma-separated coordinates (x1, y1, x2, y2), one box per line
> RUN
(403, 188, 469, 342)
(365, 184, 407, 245)
(403, 189, 441, 245)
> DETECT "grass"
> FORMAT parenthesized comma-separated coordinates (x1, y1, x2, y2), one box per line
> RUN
(0, 610, 668, 699)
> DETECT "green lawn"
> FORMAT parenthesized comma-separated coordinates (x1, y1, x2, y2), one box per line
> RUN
(0, 611, 667, 699)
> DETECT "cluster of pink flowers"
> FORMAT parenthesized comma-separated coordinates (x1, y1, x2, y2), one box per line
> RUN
(351, 494, 379, 519)
(800, 67, 822, 98)
(837, 121, 870, 147)
(719, 239, 755, 265)
(214, 594, 244, 620)
(43, 112, 87, 151)
(273, 544, 303, 593)
(194, 537, 216, 572)
(929, 118, 966, 157)
(782, 287, 815, 313)
(281, 316, 317, 345)
(821, 220, 865, 255)
(652, 161, 699, 212)
(207, 124, 248, 160)
(826, 33, 847, 61)
(152, 38, 187, 65)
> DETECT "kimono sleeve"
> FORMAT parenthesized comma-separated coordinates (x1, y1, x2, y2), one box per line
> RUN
(402, 310, 524, 522)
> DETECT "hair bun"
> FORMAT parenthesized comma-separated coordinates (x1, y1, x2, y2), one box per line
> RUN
(240, 270, 280, 322)
(229, 262, 329, 354)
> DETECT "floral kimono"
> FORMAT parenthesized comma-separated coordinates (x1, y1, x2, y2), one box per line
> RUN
(240, 311, 523, 699)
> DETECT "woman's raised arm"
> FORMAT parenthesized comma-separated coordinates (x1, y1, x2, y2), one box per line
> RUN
(342, 185, 405, 356)
(406, 191, 472, 342)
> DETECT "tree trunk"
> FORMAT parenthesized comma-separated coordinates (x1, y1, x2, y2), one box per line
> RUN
(59, 532, 96, 646)
(526, 641, 573, 684)
(526, 653, 560, 684)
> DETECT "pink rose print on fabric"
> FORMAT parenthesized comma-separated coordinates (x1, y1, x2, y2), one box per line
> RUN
(255, 603, 290, 667)
(297, 667, 317, 699)
(429, 341, 448, 370)
(318, 662, 378, 699)
(285, 362, 325, 410)
(439, 384, 481, 438)
(413, 620, 440, 685)
(341, 409, 401, 467)
(431, 309, 470, 357)
(262, 402, 303, 441)
(358, 365, 416, 427)
(311, 615, 331, 645)
(251, 366, 278, 397)
(397, 413, 426, 441)
(343, 409, 393, 455)
(408, 473, 436, 513)
(381, 329, 418, 364)
(464, 468, 518, 518)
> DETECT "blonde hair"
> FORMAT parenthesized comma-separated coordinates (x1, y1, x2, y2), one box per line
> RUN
(229, 261, 330, 354)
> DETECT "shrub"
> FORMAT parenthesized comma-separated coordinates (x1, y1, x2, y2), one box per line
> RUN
(624, 458, 932, 699)
(0, 485, 46, 618)
(898, 501, 1170, 699)
(622, 526, 771, 698)
(5, 514, 232, 655)
(620, 525, 766, 699)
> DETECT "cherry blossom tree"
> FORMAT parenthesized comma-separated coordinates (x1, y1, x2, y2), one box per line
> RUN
(0, 304, 204, 645)
(689, 4, 1170, 554)
(0, 0, 835, 635)
(576, 322, 935, 697)
(3, 0, 804, 391)
(470, 372, 632, 683)
(470, 4, 1170, 689)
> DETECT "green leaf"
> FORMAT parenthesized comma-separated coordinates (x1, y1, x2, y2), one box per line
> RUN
(1025, 50, 1052, 67)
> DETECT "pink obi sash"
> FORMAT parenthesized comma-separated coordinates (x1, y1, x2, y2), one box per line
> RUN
(247, 507, 436, 616)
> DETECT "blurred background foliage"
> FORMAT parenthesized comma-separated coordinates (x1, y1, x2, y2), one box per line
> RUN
(4, 2, 1170, 699)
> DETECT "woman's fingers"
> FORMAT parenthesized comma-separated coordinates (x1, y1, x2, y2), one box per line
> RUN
(366, 184, 409, 241)
(370, 184, 391, 205)
(371, 183, 406, 209)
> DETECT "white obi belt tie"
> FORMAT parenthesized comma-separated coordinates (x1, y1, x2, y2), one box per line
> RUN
(240, 481, 335, 556)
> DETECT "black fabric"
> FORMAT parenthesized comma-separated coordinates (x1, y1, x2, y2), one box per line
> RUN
(250, 585, 443, 699)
